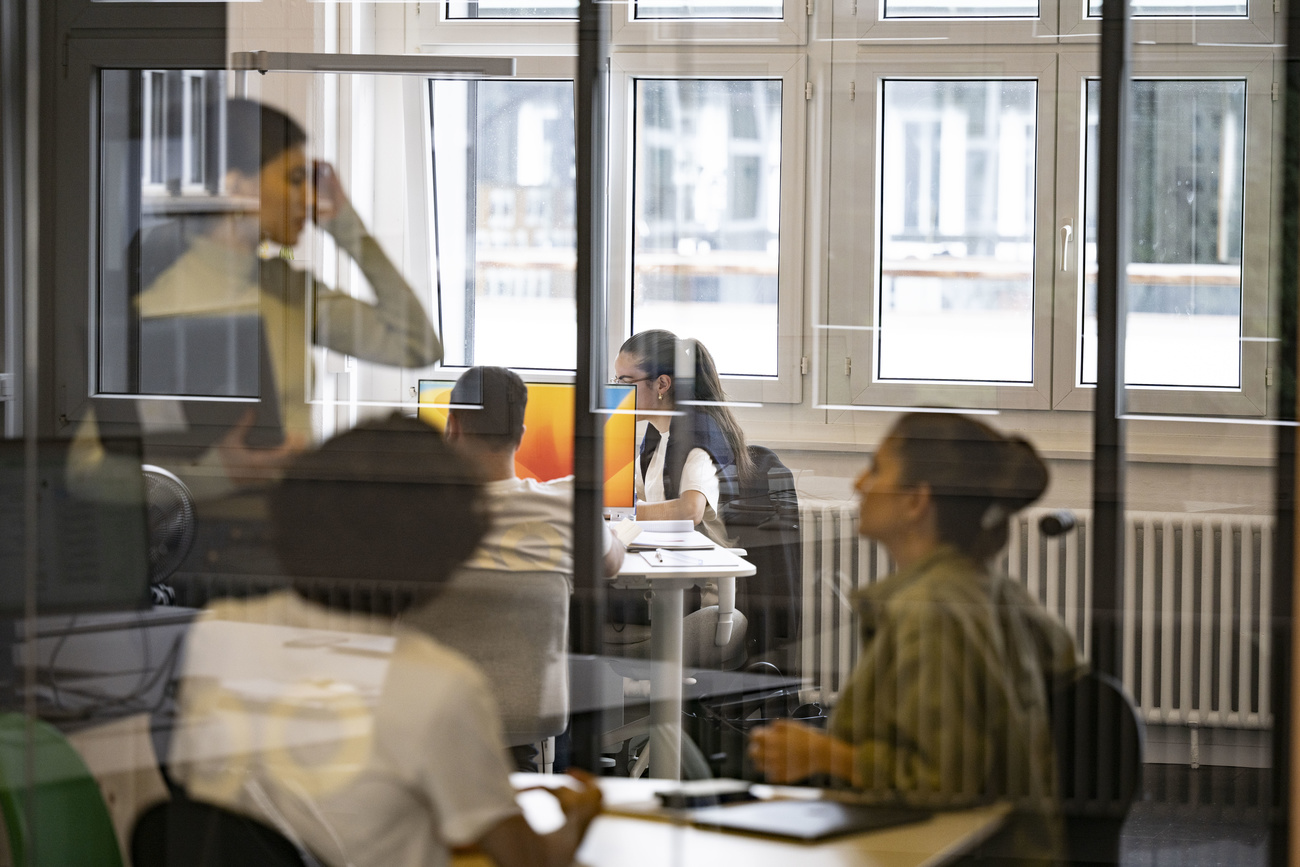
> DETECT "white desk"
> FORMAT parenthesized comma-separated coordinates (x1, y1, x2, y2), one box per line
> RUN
(454, 776, 1011, 867)
(612, 548, 756, 780)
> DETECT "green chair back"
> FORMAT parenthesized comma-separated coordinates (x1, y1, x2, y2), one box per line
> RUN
(0, 713, 124, 867)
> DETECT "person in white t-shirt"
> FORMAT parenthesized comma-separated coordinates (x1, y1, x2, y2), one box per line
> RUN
(442, 366, 625, 581)
(168, 415, 601, 867)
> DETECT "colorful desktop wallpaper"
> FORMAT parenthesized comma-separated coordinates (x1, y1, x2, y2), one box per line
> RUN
(418, 380, 636, 508)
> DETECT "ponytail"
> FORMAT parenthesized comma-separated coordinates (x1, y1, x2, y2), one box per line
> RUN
(619, 330, 754, 484)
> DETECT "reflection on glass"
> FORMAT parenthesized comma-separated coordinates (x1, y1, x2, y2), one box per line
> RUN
(100, 69, 246, 397)
(635, 0, 783, 19)
(431, 80, 577, 370)
(884, 0, 1037, 18)
(878, 80, 1037, 383)
(632, 80, 782, 377)
(1081, 80, 1245, 388)
(446, 0, 577, 19)
(1087, 0, 1246, 16)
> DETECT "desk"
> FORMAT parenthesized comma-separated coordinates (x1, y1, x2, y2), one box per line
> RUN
(455, 776, 1011, 867)
(613, 549, 756, 780)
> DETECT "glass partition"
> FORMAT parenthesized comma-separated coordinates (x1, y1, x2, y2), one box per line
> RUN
(16, 0, 1293, 863)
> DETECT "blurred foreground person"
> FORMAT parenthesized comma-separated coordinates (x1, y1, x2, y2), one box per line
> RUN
(748, 412, 1077, 865)
(167, 415, 601, 867)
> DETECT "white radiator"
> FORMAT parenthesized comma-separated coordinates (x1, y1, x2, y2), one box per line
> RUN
(798, 502, 1273, 730)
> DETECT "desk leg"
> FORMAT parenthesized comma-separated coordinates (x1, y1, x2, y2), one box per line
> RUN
(648, 586, 684, 780)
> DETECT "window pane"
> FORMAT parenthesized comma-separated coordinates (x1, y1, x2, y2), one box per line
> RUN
(878, 80, 1037, 383)
(635, 0, 783, 19)
(99, 69, 256, 397)
(884, 0, 1037, 19)
(446, 0, 577, 19)
(1081, 80, 1245, 389)
(431, 80, 577, 370)
(1086, 0, 1247, 17)
(631, 80, 782, 377)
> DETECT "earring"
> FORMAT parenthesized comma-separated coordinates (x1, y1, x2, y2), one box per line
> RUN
(657, 391, 664, 401)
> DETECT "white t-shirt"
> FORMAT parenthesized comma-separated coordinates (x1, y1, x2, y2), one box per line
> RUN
(635, 427, 728, 545)
(462, 475, 614, 583)
(169, 591, 520, 867)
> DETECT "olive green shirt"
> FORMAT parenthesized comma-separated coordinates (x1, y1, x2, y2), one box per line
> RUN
(829, 545, 1078, 861)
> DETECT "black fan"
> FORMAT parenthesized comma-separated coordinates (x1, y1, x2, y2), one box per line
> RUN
(142, 465, 196, 605)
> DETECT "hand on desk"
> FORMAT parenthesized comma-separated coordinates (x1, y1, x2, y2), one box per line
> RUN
(546, 768, 604, 836)
(749, 719, 856, 786)
(480, 769, 604, 867)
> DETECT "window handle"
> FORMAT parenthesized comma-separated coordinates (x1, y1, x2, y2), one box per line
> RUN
(1060, 222, 1073, 272)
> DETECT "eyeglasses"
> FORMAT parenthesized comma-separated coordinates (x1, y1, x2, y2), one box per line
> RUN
(610, 376, 653, 386)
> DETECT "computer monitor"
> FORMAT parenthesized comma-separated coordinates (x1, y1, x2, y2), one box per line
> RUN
(417, 379, 636, 511)
(0, 438, 152, 616)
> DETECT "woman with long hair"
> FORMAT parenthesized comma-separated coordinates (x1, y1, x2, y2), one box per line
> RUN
(748, 412, 1077, 863)
(614, 329, 752, 544)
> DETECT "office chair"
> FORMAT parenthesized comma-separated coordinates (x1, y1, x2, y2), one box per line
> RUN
(403, 568, 571, 763)
(0, 713, 124, 867)
(132, 796, 317, 867)
(719, 444, 801, 672)
(1050, 670, 1145, 866)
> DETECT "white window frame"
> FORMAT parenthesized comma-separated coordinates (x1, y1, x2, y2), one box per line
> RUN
(1049, 47, 1276, 416)
(1058, 0, 1275, 45)
(610, 0, 808, 46)
(141, 69, 168, 194)
(420, 56, 581, 385)
(852, 0, 1060, 44)
(180, 70, 208, 193)
(825, 49, 1059, 411)
(408, 1, 579, 51)
(607, 51, 808, 404)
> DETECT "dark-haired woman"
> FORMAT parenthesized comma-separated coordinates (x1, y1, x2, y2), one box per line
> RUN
(748, 413, 1077, 864)
(136, 99, 440, 489)
(614, 329, 751, 546)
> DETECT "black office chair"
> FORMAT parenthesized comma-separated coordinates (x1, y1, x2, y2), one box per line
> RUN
(1050, 670, 1145, 866)
(719, 444, 802, 672)
(132, 797, 320, 867)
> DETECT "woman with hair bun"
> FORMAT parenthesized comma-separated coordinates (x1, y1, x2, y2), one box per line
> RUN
(748, 413, 1077, 864)
(613, 329, 752, 545)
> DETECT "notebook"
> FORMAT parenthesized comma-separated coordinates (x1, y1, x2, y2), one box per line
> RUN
(688, 800, 931, 842)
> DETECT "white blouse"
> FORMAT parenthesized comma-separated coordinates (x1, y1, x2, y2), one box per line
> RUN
(635, 427, 729, 546)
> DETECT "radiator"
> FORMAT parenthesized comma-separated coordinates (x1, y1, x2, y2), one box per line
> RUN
(798, 502, 1273, 730)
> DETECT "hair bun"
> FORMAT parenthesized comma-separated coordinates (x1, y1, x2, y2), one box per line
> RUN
(996, 436, 1049, 511)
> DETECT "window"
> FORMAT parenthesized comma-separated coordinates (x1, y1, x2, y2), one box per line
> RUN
(431, 79, 577, 371)
(634, 0, 784, 19)
(1080, 79, 1246, 390)
(99, 69, 236, 397)
(877, 79, 1038, 384)
(1085, 0, 1247, 15)
(884, 0, 1038, 18)
(446, 0, 577, 19)
(631, 79, 783, 378)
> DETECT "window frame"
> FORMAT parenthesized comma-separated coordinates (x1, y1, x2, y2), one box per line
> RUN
(425, 56, 583, 379)
(1058, 0, 1276, 45)
(1048, 47, 1276, 416)
(53, 38, 228, 436)
(607, 50, 808, 404)
(826, 49, 1060, 412)
(610, 0, 808, 46)
(852, 0, 1061, 44)
(408, 2, 580, 51)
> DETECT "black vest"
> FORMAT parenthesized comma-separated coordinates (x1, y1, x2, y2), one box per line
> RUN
(639, 410, 739, 504)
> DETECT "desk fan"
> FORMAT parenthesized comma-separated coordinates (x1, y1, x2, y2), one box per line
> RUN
(142, 465, 195, 605)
